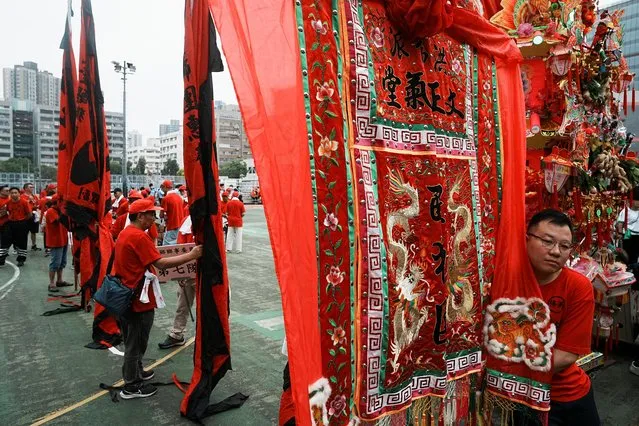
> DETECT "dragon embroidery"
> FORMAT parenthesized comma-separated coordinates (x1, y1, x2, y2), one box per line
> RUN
(386, 168, 430, 374)
(445, 176, 476, 324)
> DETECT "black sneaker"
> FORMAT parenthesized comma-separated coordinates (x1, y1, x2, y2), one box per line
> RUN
(140, 369, 155, 381)
(31, 245, 41, 251)
(17, 261, 24, 267)
(158, 335, 185, 349)
(119, 384, 157, 400)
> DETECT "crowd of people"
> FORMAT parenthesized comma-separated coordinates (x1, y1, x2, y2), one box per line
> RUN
(0, 179, 246, 400)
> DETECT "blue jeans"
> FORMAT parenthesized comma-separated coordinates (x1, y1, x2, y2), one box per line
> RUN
(163, 229, 178, 246)
(49, 246, 68, 272)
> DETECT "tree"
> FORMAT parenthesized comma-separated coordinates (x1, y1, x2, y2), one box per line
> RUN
(219, 160, 248, 179)
(110, 159, 122, 174)
(40, 165, 57, 180)
(0, 157, 32, 173)
(162, 158, 180, 175)
(177, 168, 184, 176)
(134, 157, 147, 175)
(127, 161, 133, 174)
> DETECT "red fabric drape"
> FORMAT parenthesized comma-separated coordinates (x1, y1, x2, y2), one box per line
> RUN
(67, 0, 118, 347)
(180, 0, 232, 420)
(209, 1, 322, 425)
(57, 3, 77, 207)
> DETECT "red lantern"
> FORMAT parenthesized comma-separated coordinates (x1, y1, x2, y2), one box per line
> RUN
(549, 52, 572, 76)
(541, 147, 572, 194)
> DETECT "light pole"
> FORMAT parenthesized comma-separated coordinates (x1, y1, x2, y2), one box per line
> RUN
(112, 60, 135, 192)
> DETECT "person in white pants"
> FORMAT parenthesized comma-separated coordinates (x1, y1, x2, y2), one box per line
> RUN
(225, 191, 245, 253)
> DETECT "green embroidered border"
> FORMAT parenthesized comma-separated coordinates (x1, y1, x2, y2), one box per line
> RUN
(333, 0, 358, 410)
(492, 63, 503, 205)
(486, 368, 551, 391)
(294, 0, 322, 298)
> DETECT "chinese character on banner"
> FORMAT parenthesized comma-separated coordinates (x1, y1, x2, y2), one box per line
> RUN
(156, 243, 196, 282)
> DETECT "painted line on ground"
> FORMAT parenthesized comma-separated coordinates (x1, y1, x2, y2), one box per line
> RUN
(0, 261, 21, 301)
(31, 336, 195, 426)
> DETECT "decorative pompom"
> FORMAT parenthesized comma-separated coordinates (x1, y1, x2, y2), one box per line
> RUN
(384, 0, 455, 41)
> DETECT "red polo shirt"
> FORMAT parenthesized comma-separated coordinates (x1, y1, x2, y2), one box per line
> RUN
(161, 192, 185, 231)
(226, 199, 246, 227)
(7, 198, 32, 222)
(112, 226, 161, 312)
(540, 268, 595, 402)
(45, 208, 68, 248)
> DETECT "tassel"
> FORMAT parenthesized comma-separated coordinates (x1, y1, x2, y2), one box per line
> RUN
(624, 88, 628, 115)
(551, 183, 558, 209)
(585, 220, 592, 250)
(633, 86, 636, 112)
(597, 221, 604, 248)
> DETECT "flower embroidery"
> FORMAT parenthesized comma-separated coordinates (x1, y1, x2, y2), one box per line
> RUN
(331, 326, 346, 346)
(482, 150, 492, 168)
(323, 212, 339, 231)
(370, 27, 384, 48)
(483, 203, 493, 217)
(318, 135, 339, 158)
(481, 238, 494, 253)
(483, 80, 491, 92)
(517, 23, 534, 38)
(326, 266, 345, 287)
(311, 19, 328, 35)
(451, 58, 462, 75)
(328, 394, 347, 417)
(316, 82, 334, 102)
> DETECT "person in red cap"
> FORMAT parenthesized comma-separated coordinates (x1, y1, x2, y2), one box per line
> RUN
(44, 195, 70, 292)
(0, 187, 33, 266)
(21, 182, 41, 251)
(160, 180, 184, 245)
(225, 190, 246, 254)
(113, 198, 203, 399)
(112, 188, 129, 219)
(111, 191, 159, 242)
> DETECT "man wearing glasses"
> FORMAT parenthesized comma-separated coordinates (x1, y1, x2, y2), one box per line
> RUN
(526, 209, 599, 425)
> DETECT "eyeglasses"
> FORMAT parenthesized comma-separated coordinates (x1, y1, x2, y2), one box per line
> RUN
(527, 233, 574, 253)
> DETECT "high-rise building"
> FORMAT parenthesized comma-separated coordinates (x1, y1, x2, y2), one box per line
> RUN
(127, 130, 143, 148)
(34, 105, 59, 167)
(127, 137, 162, 175)
(36, 71, 60, 108)
(608, 1, 639, 133)
(159, 119, 180, 136)
(105, 111, 124, 160)
(11, 100, 35, 163)
(0, 101, 12, 159)
(3, 62, 60, 107)
(158, 128, 184, 170)
(215, 103, 250, 165)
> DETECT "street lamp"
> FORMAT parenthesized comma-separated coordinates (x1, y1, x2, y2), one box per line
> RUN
(112, 60, 136, 192)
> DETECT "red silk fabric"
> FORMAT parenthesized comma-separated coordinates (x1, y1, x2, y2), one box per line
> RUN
(384, 0, 455, 40)
(209, 1, 321, 424)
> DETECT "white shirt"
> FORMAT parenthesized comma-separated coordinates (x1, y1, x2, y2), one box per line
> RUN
(618, 208, 639, 234)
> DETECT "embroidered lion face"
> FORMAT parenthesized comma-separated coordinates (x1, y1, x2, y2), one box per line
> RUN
(484, 297, 557, 372)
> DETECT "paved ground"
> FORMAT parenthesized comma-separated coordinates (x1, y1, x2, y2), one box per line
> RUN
(0, 206, 284, 426)
(1, 206, 639, 425)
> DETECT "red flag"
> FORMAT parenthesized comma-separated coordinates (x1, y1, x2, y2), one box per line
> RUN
(57, 0, 77, 206)
(180, 0, 244, 419)
(67, 0, 119, 348)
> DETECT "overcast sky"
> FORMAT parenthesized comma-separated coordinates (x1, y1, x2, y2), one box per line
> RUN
(0, 0, 237, 140)
(0, 0, 626, 140)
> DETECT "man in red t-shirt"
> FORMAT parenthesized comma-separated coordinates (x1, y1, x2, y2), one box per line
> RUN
(112, 198, 202, 399)
(0, 187, 33, 266)
(225, 191, 246, 253)
(112, 187, 129, 219)
(160, 180, 184, 245)
(21, 182, 41, 251)
(526, 209, 599, 425)
(45, 195, 69, 292)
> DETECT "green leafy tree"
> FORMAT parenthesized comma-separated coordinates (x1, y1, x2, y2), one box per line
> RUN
(162, 158, 180, 175)
(110, 159, 122, 174)
(219, 160, 248, 179)
(177, 168, 184, 176)
(0, 157, 32, 173)
(40, 165, 57, 180)
(134, 157, 147, 175)
(127, 161, 133, 174)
